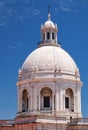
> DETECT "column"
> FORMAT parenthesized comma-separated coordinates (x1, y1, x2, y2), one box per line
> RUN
(77, 89, 81, 113)
(28, 95, 30, 111)
(18, 87, 22, 112)
(50, 32, 52, 40)
(30, 87, 32, 111)
(39, 94, 40, 111)
(19, 88, 23, 112)
(45, 32, 47, 40)
(55, 33, 57, 42)
(17, 87, 20, 112)
(52, 93, 54, 111)
(56, 86, 59, 111)
(33, 87, 37, 111)
(74, 93, 77, 112)
(59, 89, 64, 111)
(63, 94, 65, 111)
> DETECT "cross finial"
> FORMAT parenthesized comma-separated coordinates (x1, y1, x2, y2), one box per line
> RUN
(48, 6, 51, 21)
(48, 6, 50, 14)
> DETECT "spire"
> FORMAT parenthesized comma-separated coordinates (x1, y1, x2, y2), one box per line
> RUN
(48, 6, 51, 21)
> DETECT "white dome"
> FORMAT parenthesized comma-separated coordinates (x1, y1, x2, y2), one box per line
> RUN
(22, 46, 79, 76)
(44, 20, 55, 28)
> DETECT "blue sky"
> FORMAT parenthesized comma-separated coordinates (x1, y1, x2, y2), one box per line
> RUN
(0, 0, 88, 119)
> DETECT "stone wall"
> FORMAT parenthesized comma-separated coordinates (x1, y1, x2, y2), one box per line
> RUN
(0, 123, 67, 130)
(67, 125, 88, 130)
(0, 116, 67, 130)
(0, 117, 88, 130)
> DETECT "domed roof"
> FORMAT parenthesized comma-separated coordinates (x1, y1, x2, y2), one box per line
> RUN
(44, 20, 55, 28)
(22, 46, 79, 76)
(43, 11, 55, 28)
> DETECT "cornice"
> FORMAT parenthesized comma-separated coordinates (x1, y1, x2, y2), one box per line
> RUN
(16, 77, 82, 87)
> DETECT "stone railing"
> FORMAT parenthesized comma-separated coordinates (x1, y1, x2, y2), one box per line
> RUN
(70, 118, 88, 125)
(15, 116, 67, 125)
(0, 120, 14, 126)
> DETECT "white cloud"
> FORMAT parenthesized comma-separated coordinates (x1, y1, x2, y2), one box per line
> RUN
(0, 0, 41, 26)
(60, 7, 72, 12)
(60, 6, 78, 13)
(56, 0, 79, 13)
(10, 42, 24, 49)
(0, 1, 5, 8)
(0, 23, 5, 26)
(10, 45, 18, 49)
(29, 8, 41, 16)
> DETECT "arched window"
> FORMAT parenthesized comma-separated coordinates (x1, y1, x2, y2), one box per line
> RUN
(22, 89, 28, 112)
(47, 32, 50, 40)
(40, 87, 52, 110)
(65, 88, 74, 112)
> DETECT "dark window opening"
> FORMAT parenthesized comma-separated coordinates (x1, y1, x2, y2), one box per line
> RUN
(52, 32, 54, 39)
(22, 110, 26, 112)
(65, 97, 69, 108)
(44, 96, 50, 107)
(27, 98, 28, 109)
(47, 32, 50, 39)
